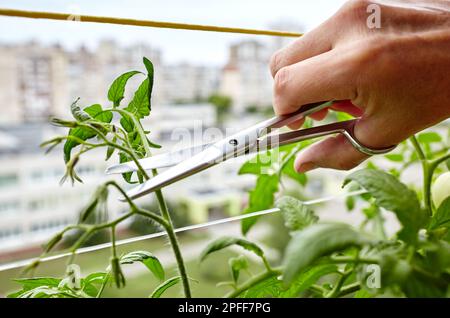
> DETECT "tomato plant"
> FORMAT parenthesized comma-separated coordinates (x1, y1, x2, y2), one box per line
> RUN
(204, 129, 450, 298)
(7, 58, 450, 298)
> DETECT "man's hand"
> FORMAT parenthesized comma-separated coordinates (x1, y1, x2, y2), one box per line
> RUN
(270, 0, 450, 172)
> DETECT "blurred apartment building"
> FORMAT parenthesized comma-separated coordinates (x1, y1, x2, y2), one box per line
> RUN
(220, 40, 272, 113)
(0, 40, 164, 125)
(219, 21, 304, 113)
(0, 123, 128, 253)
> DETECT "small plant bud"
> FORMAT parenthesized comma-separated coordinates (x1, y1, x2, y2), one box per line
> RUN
(110, 257, 126, 289)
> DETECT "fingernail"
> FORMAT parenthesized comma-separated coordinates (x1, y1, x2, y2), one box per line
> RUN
(296, 162, 317, 173)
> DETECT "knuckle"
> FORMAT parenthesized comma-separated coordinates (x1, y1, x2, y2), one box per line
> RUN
(269, 50, 283, 77)
(336, 0, 373, 23)
(273, 66, 291, 96)
(344, 0, 372, 15)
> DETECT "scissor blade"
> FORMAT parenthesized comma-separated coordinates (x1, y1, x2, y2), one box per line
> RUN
(124, 145, 223, 200)
(105, 143, 210, 174)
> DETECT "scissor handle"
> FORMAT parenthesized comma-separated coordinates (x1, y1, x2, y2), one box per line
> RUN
(263, 119, 396, 156)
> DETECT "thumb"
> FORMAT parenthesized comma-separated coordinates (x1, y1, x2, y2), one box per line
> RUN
(294, 118, 380, 172)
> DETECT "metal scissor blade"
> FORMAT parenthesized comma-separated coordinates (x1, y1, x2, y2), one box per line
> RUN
(105, 143, 210, 174)
(124, 145, 223, 200)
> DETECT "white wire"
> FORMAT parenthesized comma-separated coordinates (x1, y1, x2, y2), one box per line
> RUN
(0, 190, 366, 272)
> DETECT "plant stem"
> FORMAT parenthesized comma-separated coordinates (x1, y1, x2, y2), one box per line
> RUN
(326, 270, 352, 298)
(110, 226, 117, 258)
(128, 114, 192, 298)
(374, 211, 387, 240)
(96, 272, 110, 298)
(261, 256, 273, 272)
(336, 282, 361, 297)
(329, 256, 378, 264)
(430, 152, 450, 172)
(309, 284, 327, 296)
(225, 268, 282, 298)
(152, 170, 192, 298)
(409, 136, 432, 215)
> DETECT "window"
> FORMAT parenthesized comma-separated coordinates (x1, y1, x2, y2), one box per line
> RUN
(0, 200, 20, 214)
(77, 165, 95, 176)
(0, 227, 22, 240)
(28, 199, 45, 211)
(0, 173, 18, 188)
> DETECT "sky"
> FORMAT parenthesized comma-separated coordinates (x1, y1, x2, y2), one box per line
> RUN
(0, 0, 347, 66)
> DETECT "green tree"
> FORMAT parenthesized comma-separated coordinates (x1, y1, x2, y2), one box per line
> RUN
(207, 94, 232, 121)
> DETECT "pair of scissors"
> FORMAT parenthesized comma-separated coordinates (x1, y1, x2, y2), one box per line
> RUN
(106, 101, 396, 200)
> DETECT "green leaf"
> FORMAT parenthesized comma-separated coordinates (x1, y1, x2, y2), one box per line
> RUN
(105, 136, 117, 161)
(84, 104, 113, 123)
(108, 70, 141, 107)
(143, 57, 154, 111)
(429, 197, 450, 231)
(241, 174, 279, 235)
(238, 275, 281, 298)
(239, 264, 337, 298)
(63, 104, 112, 162)
(238, 151, 278, 176)
(8, 277, 62, 298)
(229, 255, 248, 283)
(120, 251, 164, 281)
(15, 286, 74, 298)
(417, 132, 442, 144)
(279, 264, 338, 297)
(343, 169, 426, 244)
(346, 195, 355, 211)
(150, 276, 181, 298)
(354, 289, 374, 298)
(420, 241, 450, 271)
(336, 111, 354, 121)
(63, 127, 95, 163)
(119, 152, 136, 184)
(384, 154, 404, 162)
(82, 272, 107, 297)
(401, 271, 449, 297)
(362, 204, 380, 220)
(70, 98, 91, 121)
(83, 272, 107, 286)
(275, 196, 318, 231)
(119, 113, 134, 133)
(283, 223, 369, 284)
(14, 277, 61, 289)
(282, 156, 307, 185)
(200, 236, 265, 262)
(125, 78, 150, 119)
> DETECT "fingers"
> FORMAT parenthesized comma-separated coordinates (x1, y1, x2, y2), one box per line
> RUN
(287, 108, 328, 130)
(269, 19, 335, 77)
(287, 118, 305, 130)
(330, 100, 363, 117)
(309, 108, 329, 121)
(294, 134, 368, 173)
(293, 112, 396, 172)
(273, 49, 358, 115)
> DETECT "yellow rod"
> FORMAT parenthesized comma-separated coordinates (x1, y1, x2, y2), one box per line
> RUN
(0, 8, 302, 38)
